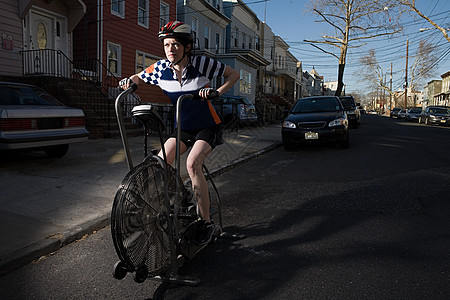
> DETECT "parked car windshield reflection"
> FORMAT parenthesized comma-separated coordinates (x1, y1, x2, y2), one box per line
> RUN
(292, 98, 341, 113)
(0, 85, 64, 106)
(429, 107, 449, 114)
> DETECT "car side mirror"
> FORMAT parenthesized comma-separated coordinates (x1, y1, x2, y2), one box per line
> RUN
(356, 102, 361, 107)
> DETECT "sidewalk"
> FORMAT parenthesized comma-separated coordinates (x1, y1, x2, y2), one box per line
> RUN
(0, 124, 282, 275)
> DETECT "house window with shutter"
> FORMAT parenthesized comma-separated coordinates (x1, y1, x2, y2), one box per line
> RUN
(138, 0, 149, 28)
(107, 42, 121, 76)
(160, 1, 169, 28)
(192, 17, 198, 48)
(215, 32, 220, 54)
(204, 25, 210, 50)
(111, 0, 125, 18)
(136, 51, 158, 73)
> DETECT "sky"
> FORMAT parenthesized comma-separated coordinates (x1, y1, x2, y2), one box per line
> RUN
(243, 0, 450, 95)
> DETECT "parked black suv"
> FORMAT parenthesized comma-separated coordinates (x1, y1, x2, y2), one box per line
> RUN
(211, 95, 258, 126)
(339, 96, 361, 128)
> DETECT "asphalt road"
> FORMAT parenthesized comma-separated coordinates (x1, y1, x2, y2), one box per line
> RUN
(1, 114, 449, 299)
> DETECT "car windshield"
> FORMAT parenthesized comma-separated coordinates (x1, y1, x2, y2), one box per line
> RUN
(430, 107, 449, 114)
(238, 97, 252, 105)
(0, 85, 63, 106)
(409, 109, 422, 113)
(339, 97, 355, 108)
(292, 97, 341, 113)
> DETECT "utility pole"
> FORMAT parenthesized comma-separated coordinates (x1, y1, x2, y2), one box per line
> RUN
(404, 38, 409, 109)
(390, 62, 393, 109)
(384, 72, 386, 113)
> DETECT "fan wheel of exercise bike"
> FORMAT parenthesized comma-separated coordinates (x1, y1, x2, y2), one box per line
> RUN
(111, 159, 187, 278)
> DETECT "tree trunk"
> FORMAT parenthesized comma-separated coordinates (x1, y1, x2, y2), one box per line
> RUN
(335, 63, 345, 96)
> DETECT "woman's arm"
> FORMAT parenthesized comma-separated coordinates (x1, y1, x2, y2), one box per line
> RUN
(217, 66, 239, 96)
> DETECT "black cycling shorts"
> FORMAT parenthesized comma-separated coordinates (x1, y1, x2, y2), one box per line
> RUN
(171, 124, 223, 149)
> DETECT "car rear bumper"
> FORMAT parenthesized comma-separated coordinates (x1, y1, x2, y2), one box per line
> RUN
(0, 128, 90, 150)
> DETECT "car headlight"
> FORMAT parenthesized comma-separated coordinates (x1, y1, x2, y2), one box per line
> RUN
(282, 120, 296, 129)
(429, 114, 437, 119)
(329, 118, 346, 127)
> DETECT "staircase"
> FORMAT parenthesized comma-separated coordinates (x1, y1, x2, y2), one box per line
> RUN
(18, 49, 143, 139)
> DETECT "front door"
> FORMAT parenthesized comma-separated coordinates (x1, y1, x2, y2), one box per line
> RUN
(24, 9, 69, 76)
(31, 12, 54, 50)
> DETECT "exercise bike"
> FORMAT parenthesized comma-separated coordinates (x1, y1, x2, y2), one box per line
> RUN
(110, 83, 225, 285)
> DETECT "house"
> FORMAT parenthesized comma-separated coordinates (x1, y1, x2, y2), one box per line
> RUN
(221, 0, 269, 102)
(393, 88, 423, 108)
(176, 0, 231, 90)
(433, 71, 450, 106)
(1, 0, 309, 130)
(1, 0, 86, 77)
(424, 79, 442, 106)
(303, 67, 324, 97)
(73, 0, 177, 104)
(324, 81, 338, 96)
(309, 67, 324, 96)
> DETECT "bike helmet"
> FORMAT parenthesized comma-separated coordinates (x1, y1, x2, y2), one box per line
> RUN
(158, 21, 194, 46)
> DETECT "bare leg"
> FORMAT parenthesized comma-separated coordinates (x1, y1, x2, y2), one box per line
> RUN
(186, 140, 212, 222)
(158, 137, 187, 165)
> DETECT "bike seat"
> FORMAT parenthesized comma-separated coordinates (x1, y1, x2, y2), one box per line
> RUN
(131, 105, 165, 132)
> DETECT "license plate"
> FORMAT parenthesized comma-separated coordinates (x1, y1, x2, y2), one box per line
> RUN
(305, 131, 318, 140)
(441, 120, 446, 123)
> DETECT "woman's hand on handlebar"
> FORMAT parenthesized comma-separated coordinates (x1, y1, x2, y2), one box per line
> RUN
(119, 78, 132, 90)
(198, 88, 219, 100)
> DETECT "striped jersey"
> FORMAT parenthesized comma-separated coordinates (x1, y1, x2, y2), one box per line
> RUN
(138, 56, 226, 130)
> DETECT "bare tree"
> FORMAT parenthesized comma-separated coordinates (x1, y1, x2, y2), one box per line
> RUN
(409, 40, 437, 92)
(399, 0, 450, 43)
(358, 41, 436, 108)
(358, 49, 394, 97)
(305, 0, 402, 97)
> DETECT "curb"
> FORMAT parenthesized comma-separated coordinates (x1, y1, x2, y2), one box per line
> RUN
(0, 142, 282, 276)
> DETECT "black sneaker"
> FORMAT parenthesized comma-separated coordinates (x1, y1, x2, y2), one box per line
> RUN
(194, 220, 215, 245)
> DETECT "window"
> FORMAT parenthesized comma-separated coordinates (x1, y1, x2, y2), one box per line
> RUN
(192, 17, 198, 48)
(215, 32, 220, 54)
(160, 1, 169, 28)
(107, 42, 121, 76)
(256, 36, 260, 51)
(249, 36, 252, 50)
(138, 0, 149, 28)
(240, 69, 251, 94)
(136, 51, 158, 73)
(111, 0, 125, 18)
(242, 33, 246, 49)
(204, 25, 210, 50)
(234, 28, 238, 48)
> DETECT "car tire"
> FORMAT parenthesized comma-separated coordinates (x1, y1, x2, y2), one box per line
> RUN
(44, 144, 70, 158)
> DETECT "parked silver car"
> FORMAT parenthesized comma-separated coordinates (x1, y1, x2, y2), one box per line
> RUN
(405, 108, 422, 122)
(418, 106, 450, 126)
(0, 82, 89, 157)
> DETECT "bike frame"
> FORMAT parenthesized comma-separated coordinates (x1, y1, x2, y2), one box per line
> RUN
(115, 86, 203, 285)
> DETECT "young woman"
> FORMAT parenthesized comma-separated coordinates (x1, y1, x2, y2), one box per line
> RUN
(119, 21, 239, 245)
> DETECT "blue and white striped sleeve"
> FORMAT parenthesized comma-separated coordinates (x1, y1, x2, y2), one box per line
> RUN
(192, 56, 226, 81)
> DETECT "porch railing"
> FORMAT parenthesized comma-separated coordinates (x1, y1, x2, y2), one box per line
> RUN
(20, 49, 141, 132)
